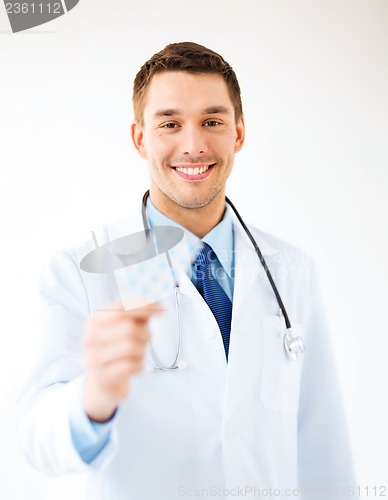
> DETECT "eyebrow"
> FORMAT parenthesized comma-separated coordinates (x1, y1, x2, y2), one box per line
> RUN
(152, 105, 232, 119)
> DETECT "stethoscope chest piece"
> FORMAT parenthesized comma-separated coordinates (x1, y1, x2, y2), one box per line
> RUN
(284, 329, 305, 361)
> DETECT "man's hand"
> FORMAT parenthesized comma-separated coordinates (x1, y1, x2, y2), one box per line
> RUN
(81, 302, 163, 422)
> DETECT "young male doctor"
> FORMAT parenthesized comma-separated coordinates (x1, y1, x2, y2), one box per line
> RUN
(17, 42, 357, 499)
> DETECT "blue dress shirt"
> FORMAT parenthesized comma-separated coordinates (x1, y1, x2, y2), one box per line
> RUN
(70, 198, 235, 464)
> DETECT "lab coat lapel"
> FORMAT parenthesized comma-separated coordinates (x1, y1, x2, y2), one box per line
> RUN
(177, 266, 222, 332)
(230, 209, 279, 315)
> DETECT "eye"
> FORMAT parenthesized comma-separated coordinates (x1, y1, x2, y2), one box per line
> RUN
(163, 123, 179, 129)
(204, 121, 221, 127)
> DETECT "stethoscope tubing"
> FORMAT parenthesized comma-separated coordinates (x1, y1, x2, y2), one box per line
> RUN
(142, 190, 292, 329)
(141, 190, 298, 370)
(224, 196, 291, 330)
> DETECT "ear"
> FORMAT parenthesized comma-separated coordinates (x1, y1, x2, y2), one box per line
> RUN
(131, 121, 147, 159)
(234, 114, 245, 153)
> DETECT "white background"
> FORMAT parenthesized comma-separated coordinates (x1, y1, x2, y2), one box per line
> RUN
(0, 0, 387, 498)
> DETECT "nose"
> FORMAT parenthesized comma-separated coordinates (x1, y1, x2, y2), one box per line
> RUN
(180, 124, 207, 155)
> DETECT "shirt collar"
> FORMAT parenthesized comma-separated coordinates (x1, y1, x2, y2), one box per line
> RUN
(202, 204, 234, 278)
(145, 197, 234, 278)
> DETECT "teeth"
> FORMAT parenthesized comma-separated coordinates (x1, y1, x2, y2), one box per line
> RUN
(175, 165, 211, 175)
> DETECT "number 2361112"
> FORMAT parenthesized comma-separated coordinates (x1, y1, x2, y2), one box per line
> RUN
(5, 3, 62, 14)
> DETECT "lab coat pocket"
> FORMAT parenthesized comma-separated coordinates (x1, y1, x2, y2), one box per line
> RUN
(260, 316, 304, 414)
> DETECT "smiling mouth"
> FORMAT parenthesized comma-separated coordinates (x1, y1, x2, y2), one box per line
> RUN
(172, 163, 216, 176)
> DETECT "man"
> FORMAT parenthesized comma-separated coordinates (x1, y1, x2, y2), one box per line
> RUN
(17, 42, 356, 499)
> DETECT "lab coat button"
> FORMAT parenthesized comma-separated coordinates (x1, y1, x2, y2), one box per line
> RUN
(223, 424, 235, 438)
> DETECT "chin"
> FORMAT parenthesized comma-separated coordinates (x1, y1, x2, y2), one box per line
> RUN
(171, 189, 222, 210)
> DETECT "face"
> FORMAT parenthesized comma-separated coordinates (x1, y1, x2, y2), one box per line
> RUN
(131, 71, 245, 212)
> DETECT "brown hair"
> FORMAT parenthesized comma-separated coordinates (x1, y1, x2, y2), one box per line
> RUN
(133, 41, 243, 127)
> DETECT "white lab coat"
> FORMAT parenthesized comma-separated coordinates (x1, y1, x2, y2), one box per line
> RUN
(16, 206, 356, 499)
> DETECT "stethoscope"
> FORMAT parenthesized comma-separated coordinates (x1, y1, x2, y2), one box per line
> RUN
(142, 190, 305, 371)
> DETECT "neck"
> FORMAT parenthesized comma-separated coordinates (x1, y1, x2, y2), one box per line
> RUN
(149, 188, 226, 238)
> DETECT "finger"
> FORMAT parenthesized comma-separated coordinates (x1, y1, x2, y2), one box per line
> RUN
(89, 301, 164, 326)
(98, 359, 145, 384)
(122, 301, 165, 322)
(90, 338, 148, 366)
(84, 320, 150, 348)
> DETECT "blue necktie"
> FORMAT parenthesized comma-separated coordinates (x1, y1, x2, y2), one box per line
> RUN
(195, 242, 232, 360)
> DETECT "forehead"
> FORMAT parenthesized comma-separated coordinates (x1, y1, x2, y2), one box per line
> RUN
(143, 71, 234, 119)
